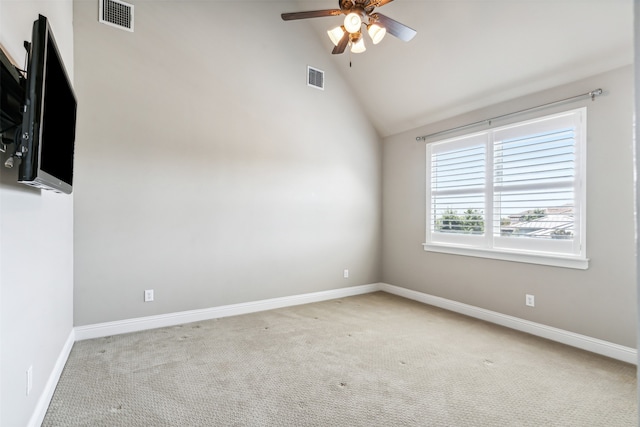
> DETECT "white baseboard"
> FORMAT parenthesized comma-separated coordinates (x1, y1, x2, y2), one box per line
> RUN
(27, 328, 75, 427)
(379, 283, 637, 365)
(75, 283, 381, 341)
(75, 281, 637, 364)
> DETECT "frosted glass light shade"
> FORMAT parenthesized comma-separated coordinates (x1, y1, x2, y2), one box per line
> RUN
(350, 37, 366, 53)
(327, 26, 345, 46)
(368, 23, 386, 44)
(344, 13, 362, 33)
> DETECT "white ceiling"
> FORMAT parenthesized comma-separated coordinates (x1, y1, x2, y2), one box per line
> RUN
(286, 0, 633, 137)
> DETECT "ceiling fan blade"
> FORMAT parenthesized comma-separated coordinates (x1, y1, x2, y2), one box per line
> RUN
(281, 9, 342, 21)
(332, 32, 350, 54)
(373, 13, 417, 42)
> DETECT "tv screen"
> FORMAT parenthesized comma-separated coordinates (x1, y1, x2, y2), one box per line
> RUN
(19, 14, 77, 194)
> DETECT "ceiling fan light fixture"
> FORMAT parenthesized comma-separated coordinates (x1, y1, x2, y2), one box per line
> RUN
(350, 35, 366, 53)
(327, 26, 345, 46)
(344, 12, 362, 33)
(280, 2, 417, 56)
(367, 23, 386, 44)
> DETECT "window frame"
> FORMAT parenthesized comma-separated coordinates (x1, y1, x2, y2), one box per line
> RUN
(424, 108, 588, 270)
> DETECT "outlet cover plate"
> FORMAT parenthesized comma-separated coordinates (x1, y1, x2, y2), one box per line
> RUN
(525, 294, 535, 307)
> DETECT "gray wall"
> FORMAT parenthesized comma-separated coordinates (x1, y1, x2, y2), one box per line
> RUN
(73, 1, 382, 326)
(0, 2, 75, 426)
(382, 65, 637, 348)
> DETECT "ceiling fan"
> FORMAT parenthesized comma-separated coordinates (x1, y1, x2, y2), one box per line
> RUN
(281, 0, 416, 55)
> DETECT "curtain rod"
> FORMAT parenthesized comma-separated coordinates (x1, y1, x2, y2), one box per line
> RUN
(415, 88, 603, 142)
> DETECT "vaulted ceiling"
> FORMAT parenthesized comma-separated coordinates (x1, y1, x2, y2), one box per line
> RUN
(284, 0, 633, 137)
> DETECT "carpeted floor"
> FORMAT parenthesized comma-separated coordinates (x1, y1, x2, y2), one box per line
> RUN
(43, 292, 636, 426)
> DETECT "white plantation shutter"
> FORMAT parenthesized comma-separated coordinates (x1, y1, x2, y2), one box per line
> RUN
(492, 111, 584, 255)
(427, 133, 488, 246)
(425, 108, 586, 266)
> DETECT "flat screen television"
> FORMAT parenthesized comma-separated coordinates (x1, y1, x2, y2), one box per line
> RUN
(18, 14, 77, 194)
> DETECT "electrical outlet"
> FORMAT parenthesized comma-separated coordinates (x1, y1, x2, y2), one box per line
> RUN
(343, 269, 349, 279)
(26, 366, 32, 396)
(144, 289, 154, 302)
(525, 294, 535, 307)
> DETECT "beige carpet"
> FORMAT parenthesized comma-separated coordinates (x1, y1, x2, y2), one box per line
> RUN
(43, 292, 636, 426)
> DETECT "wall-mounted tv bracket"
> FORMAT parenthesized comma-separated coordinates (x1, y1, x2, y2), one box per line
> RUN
(1, 41, 30, 169)
(1, 128, 27, 169)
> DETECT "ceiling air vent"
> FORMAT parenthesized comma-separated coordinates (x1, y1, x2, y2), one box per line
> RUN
(99, 0, 134, 32)
(307, 66, 324, 90)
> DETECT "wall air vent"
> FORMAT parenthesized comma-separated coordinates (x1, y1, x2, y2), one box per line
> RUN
(307, 66, 324, 90)
(99, 0, 134, 32)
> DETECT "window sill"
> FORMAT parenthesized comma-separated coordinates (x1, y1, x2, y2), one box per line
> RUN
(422, 243, 589, 270)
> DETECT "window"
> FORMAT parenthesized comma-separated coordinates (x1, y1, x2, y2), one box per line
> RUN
(425, 108, 587, 269)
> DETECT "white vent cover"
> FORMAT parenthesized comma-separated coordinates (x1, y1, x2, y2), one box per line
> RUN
(307, 66, 324, 90)
(99, 0, 134, 32)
